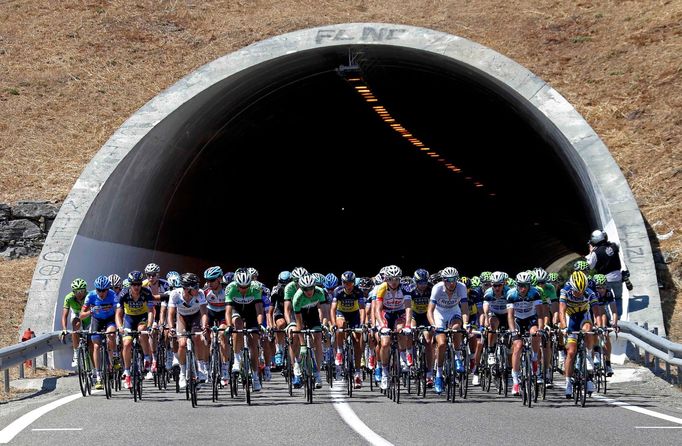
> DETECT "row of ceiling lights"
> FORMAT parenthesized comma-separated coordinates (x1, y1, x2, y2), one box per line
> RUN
(345, 76, 495, 197)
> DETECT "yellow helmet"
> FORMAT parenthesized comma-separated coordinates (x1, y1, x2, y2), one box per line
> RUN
(569, 271, 588, 293)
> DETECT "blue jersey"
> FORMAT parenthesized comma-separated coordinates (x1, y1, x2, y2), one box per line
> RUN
(484, 286, 510, 315)
(560, 285, 598, 315)
(506, 287, 542, 319)
(83, 289, 119, 320)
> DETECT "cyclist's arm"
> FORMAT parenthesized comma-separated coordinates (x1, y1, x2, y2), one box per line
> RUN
(255, 301, 264, 327)
(558, 302, 567, 328)
(609, 302, 618, 327)
(359, 307, 366, 325)
(79, 305, 91, 321)
(482, 301, 490, 326)
(225, 304, 233, 328)
(200, 304, 209, 329)
(404, 304, 412, 327)
(146, 304, 154, 329)
(167, 306, 176, 331)
(460, 301, 469, 326)
(115, 306, 124, 330)
(284, 300, 292, 325)
(61, 306, 70, 332)
(507, 306, 515, 332)
(330, 301, 337, 326)
(427, 302, 435, 327)
(266, 305, 275, 329)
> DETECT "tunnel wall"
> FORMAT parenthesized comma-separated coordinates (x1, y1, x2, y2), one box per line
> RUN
(21, 23, 663, 369)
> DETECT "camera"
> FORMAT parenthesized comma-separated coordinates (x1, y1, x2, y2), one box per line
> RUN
(621, 270, 633, 291)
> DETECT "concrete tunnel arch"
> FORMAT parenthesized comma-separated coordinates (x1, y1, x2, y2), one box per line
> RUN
(23, 23, 663, 368)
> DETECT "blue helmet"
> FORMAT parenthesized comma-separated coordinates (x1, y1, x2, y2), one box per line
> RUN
(222, 271, 234, 285)
(278, 271, 292, 284)
(341, 271, 356, 283)
(94, 275, 111, 290)
(204, 266, 223, 280)
(324, 273, 339, 289)
(413, 268, 430, 284)
(168, 275, 182, 289)
(166, 271, 180, 281)
(127, 270, 144, 284)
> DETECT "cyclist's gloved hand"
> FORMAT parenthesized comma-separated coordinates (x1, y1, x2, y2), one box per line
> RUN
(59, 330, 68, 342)
(510, 330, 518, 337)
(464, 323, 472, 331)
(169, 327, 176, 336)
(260, 325, 267, 335)
(401, 327, 412, 335)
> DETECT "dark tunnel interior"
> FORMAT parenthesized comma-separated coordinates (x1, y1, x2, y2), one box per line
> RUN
(82, 45, 594, 283)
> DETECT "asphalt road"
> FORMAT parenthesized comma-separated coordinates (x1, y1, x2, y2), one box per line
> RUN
(1, 365, 681, 445)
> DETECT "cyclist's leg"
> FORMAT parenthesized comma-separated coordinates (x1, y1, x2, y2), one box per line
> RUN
(335, 314, 347, 365)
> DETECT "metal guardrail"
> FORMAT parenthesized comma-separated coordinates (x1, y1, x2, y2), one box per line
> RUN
(0, 331, 68, 393)
(613, 320, 682, 385)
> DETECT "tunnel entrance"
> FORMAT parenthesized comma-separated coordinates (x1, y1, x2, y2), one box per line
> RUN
(80, 45, 592, 281)
(26, 24, 663, 368)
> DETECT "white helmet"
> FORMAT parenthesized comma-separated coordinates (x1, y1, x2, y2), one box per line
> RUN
(291, 267, 308, 281)
(516, 271, 532, 285)
(383, 265, 402, 278)
(234, 271, 252, 287)
(590, 229, 607, 245)
(533, 267, 548, 282)
(441, 267, 459, 280)
(247, 267, 259, 279)
(298, 274, 316, 289)
(373, 274, 385, 285)
(490, 271, 506, 285)
(144, 263, 161, 274)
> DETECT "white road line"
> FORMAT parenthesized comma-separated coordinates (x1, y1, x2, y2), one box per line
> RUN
(593, 394, 682, 425)
(31, 428, 82, 431)
(0, 393, 82, 444)
(330, 387, 394, 446)
(634, 426, 682, 429)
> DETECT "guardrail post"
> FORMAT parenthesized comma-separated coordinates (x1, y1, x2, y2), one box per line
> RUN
(678, 366, 682, 386)
(642, 322, 650, 367)
(43, 352, 48, 368)
(652, 327, 660, 374)
(630, 322, 641, 362)
(18, 363, 24, 379)
(3, 369, 9, 393)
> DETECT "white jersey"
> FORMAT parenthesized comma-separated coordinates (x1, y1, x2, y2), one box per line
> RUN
(168, 288, 206, 316)
(204, 287, 226, 312)
(429, 282, 467, 311)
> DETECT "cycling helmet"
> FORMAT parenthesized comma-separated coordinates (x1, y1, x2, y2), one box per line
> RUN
(341, 271, 356, 283)
(128, 270, 144, 284)
(144, 263, 161, 274)
(181, 272, 200, 289)
(223, 271, 235, 284)
(278, 271, 292, 284)
(533, 267, 548, 283)
(428, 273, 441, 286)
(459, 276, 471, 288)
(573, 260, 590, 272)
(589, 229, 607, 245)
(413, 269, 430, 284)
(470, 276, 481, 288)
(569, 271, 588, 293)
(507, 278, 516, 287)
(383, 265, 402, 278)
(490, 271, 506, 285)
(168, 275, 182, 289)
(547, 272, 560, 282)
(313, 273, 325, 287)
(441, 267, 459, 280)
(324, 273, 339, 289)
(291, 267, 308, 281)
(71, 278, 87, 292)
(204, 266, 223, 280)
(108, 274, 122, 288)
(166, 271, 180, 281)
(298, 274, 316, 289)
(593, 273, 607, 286)
(479, 271, 493, 283)
(529, 271, 538, 287)
(247, 267, 259, 279)
(94, 275, 111, 290)
(359, 277, 373, 291)
(122, 279, 131, 288)
(373, 274, 385, 285)
(234, 270, 252, 287)
(401, 277, 416, 293)
(501, 272, 509, 281)
(515, 271, 532, 286)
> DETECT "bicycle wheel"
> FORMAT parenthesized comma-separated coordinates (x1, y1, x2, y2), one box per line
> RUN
(285, 351, 292, 397)
(502, 346, 509, 398)
(580, 352, 588, 407)
(211, 350, 220, 402)
(100, 347, 111, 399)
(243, 348, 251, 406)
(185, 349, 193, 401)
(346, 340, 353, 397)
(77, 348, 88, 397)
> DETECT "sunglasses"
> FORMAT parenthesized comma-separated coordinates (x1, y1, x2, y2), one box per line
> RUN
(146, 273, 157, 278)
(387, 277, 400, 282)
(493, 284, 503, 288)
(443, 277, 458, 283)
(342, 280, 354, 284)
(596, 286, 606, 290)
(206, 278, 219, 282)
(517, 284, 530, 288)
(131, 282, 142, 287)
(96, 288, 108, 293)
(302, 286, 315, 292)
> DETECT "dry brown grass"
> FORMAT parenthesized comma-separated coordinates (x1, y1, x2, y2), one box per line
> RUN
(0, 1, 680, 340)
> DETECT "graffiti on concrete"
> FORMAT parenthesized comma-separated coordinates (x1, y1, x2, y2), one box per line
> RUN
(315, 27, 407, 45)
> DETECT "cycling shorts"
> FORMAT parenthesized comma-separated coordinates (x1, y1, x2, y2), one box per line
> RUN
(229, 304, 260, 330)
(336, 311, 361, 328)
(380, 309, 406, 331)
(299, 310, 321, 330)
(208, 308, 226, 327)
(90, 316, 116, 342)
(489, 312, 510, 332)
(123, 314, 148, 332)
(566, 310, 592, 343)
(433, 308, 462, 330)
(178, 312, 202, 334)
(513, 316, 537, 340)
(412, 312, 429, 328)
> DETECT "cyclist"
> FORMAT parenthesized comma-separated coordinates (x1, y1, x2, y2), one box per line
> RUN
(80, 275, 119, 390)
(270, 271, 291, 369)
(115, 271, 154, 389)
(322, 272, 339, 366)
(284, 266, 308, 388)
(331, 271, 365, 389)
(482, 271, 510, 364)
(533, 267, 556, 386)
(427, 266, 468, 394)
(292, 274, 326, 389)
(507, 271, 542, 396)
(548, 271, 566, 369)
(410, 268, 434, 387)
(586, 229, 627, 317)
(375, 265, 413, 390)
(203, 266, 231, 386)
(61, 278, 91, 367)
(226, 270, 265, 392)
(559, 271, 601, 398)
(164, 271, 181, 371)
(168, 273, 209, 389)
(592, 273, 618, 376)
(108, 274, 124, 298)
(143, 263, 170, 375)
(462, 276, 483, 386)
(254, 270, 274, 383)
